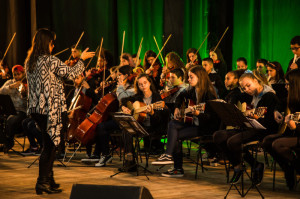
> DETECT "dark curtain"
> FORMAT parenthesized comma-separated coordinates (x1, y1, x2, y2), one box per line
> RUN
(1, 0, 299, 72)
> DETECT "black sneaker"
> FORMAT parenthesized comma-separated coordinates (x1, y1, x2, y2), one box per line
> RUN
(161, 168, 184, 178)
(230, 168, 242, 184)
(252, 163, 264, 185)
(151, 154, 174, 165)
(95, 155, 113, 167)
(81, 155, 100, 162)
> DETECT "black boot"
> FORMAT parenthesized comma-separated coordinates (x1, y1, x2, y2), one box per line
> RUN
(49, 171, 60, 189)
(35, 177, 62, 195)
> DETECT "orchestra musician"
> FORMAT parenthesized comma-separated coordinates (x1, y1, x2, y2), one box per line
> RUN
(88, 65, 136, 167)
(144, 50, 163, 88)
(152, 66, 219, 177)
(202, 58, 226, 98)
(213, 72, 279, 185)
(121, 74, 170, 166)
(209, 47, 227, 81)
(161, 52, 185, 88)
(25, 28, 94, 195)
(0, 65, 27, 151)
(262, 69, 300, 190)
(287, 36, 300, 72)
(65, 45, 82, 67)
(185, 48, 201, 70)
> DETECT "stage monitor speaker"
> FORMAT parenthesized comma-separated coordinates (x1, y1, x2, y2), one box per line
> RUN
(69, 184, 153, 199)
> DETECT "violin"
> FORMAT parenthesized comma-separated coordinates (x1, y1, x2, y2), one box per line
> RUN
(160, 86, 180, 99)
(66, 57, 79, 67)
(94, 79, 117, 94)
(213, 60, 220, 64)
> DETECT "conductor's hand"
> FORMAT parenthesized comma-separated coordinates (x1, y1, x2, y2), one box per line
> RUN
(80, 48, 95, 61)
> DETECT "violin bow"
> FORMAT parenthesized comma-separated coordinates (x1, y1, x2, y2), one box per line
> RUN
(213, 27, 229, 52)
(192, 32, 210, 63)
(97, 38, 106, 97)
(53, 48, 69, 57)
(120, 31, 125, 62)
(67, 31, 85, 62)
(153, 36, 165, 65)
(1, 32, 16, 65)
(133, 37, 143, 72)
(149, 34, 172, 69)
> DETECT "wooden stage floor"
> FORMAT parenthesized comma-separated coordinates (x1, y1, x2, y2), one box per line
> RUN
(0, 138, 299, 199)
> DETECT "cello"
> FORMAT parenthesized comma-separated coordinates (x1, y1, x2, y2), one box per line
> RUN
(74, 93, 119, 145)
(66, 75, 93, 143)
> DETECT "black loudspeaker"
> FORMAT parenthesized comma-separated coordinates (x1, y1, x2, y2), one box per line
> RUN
(69, 184, 154, 199)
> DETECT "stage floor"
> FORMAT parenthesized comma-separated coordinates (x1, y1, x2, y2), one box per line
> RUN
(0, 138, 299, 199)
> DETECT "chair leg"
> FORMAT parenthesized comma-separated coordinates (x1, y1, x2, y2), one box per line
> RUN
(273, 160, 276, 191)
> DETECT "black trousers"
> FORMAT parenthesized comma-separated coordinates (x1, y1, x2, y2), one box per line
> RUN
(213, 129, 267, 167)
(22, 117, 43, 148)
(31, 113, 56, 179)
(6, 111, 27, 147)
(166, 120, 202, 169)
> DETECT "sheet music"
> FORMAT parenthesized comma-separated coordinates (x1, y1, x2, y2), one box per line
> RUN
(245, 118, 266, 130)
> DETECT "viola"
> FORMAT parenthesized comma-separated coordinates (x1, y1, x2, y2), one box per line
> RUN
(74, 93, 119, 145)
(160, 86, 180, 99)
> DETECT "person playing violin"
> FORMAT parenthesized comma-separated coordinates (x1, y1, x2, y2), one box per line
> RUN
(209, 47, 227, 81)
(152, 66, 219, 177)
(144, 50, 162, 88)
(162, 68, 187, 115)
(185, 48, 202, 70)
(65, 45, 82, 67)
(82, 65, 136, 166)
(120, 53, 134, 67)
(0, 65, 27, 151)
(132, 53, 143, 70)
(161, 52, 185, 89)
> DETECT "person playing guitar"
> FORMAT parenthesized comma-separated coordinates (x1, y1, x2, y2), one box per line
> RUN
(152, 66, 219, 178)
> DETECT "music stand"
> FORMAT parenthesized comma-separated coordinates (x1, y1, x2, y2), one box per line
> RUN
(0, 94, 25, 156)
(208, 100, 264, 199)
(110, 113, 152, 179)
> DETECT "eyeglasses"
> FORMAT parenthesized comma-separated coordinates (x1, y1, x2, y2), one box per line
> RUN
(290, 47, 300, 51)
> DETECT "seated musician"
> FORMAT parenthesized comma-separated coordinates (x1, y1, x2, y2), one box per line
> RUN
(266, 61, 285, 86)
(152, 66, 220, 177)
(262, 69, 300, 190)
(185, 48, 202, 70)
(121, 73, 169, 161)
(162, 68, 187, 114)
(224, 70, 246, 105)
(287, 36, 300, 72)
(161, 52, 185, 88)
(209, 47, 227, 81)
(120, 53, 134, 67)
(202, 58, 226, 98)
(256, 59, 268, 77)
(144, 50, 162, 88)
(0, 65, 27, 151)
(213, 72, 279, 185)
(65, 45, 82, 66)
(82, 65, 136, 166)
(132, 53, 143, 70)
